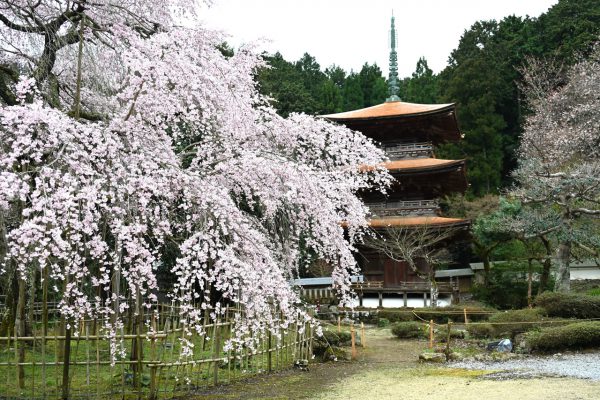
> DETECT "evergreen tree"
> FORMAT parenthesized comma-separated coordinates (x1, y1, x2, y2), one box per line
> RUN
(358, 63, 387, 107)
(343, 72, 364, 111)
(404, 57, 439, 104)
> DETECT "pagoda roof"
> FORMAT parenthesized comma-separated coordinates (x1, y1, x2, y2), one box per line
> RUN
(361, 158, 466, 173)
(384, 158, 465, 172)
(322, 101, 455, 121)
(368, 216, 469, 228)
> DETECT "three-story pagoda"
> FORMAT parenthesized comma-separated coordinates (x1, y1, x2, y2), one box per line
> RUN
(322, 15, 469, 306)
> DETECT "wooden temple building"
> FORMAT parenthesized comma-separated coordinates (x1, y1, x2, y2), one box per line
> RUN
(322, 15, 469, 307)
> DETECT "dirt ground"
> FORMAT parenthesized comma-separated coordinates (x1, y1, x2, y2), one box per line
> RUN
(191, 327, 600, 400)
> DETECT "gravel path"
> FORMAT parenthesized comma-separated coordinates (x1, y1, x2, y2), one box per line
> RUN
(450, 352, 600, 380)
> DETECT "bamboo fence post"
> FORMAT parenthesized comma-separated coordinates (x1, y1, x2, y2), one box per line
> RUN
(32, 322, 36, 398)
(85, 321, 90, 386)
(267, 330, 272, 372)
(41, 317, 47, 397)
(463, 308, 469, 325)
(6, 329, 10, 388)
(429, 320, 434, 349)
(14, 326, 19, 390)
(149, 312, 158, 400)
(360, 322, 365, 348)
(61, 326, 71, 400)
(213, 318, 221, 386)
(95, 318, 100, 398)
(445, 320, 453, 360)
(337, 316, 341, 333)
(350, 325, 356, 361)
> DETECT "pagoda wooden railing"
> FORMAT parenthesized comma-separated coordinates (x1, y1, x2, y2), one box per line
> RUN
(352, 281, 458, 292)
(368, 199, 439, 217)
(383, 142, 433, 160)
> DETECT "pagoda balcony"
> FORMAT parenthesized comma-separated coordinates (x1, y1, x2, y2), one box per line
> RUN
(368, 199, 439, 217)
(382, 142, 433, 160)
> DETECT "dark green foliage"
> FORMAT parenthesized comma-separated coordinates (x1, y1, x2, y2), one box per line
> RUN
(377, 318, 390, 328)
(587, 288, 600, 297)
(377, 309, 414, 323)
(318, 329, 351, 347)
(403, 57, 438, 104)
(342, 73, 364, 111)
(435, 325, 465, 341)
(534, 292, 600, 319)
(487, 308, 548, 337)
(471, 262, 554, 309)
(358, 63, 387, 107)
(438, 0, 600, 196)
(526, 321, 600, 351)
(391, 321, 426, 339)
(466, 323, 495, 338)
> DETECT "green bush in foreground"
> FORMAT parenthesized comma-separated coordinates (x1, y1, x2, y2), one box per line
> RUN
(377, 309, 414, 323)
(487, 308, 548, 337)
(526, 321, 600, 351)
(534, 292, 600, 319)
(377, 318, 390, 327)
(391, 321, 426, 339)
(466, 322, 495, 338)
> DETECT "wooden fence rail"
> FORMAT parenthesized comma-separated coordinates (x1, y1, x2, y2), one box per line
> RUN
(0, 305, 313, 399)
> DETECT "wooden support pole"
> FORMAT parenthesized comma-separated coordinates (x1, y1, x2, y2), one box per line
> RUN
(359, 293, 363, 308)
(61, 327, 72, 400)
(267, 330, 272, 372)
(428, 320, 434, 349)
(463, 308, 468, 325)
(360, 322, 365, 348)
(378, 292, 383, 308)
(445, 321, 453, 360)
(213, 321, 221, 386)
(350, 325, 357, 360)
(423, 292, 427, 307)
(403, 292, 408, 308)
(337, 316, 341, 333)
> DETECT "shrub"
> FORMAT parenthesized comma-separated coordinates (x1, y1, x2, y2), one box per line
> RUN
(526, 321, 600, 351)
(534, 292, 600, 319)
(377, 309, 414, 323)
(466, 323, 495, 338)
(377, 318, 390, 328)
(435, 325, 465, 341)
(471, 262, 555, 309)
(391, 321, 426, 339)
(487, 308, 548, 337)
(586, 288, 600, 297)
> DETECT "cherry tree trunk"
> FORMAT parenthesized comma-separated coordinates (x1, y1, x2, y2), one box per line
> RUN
(554, 241, 571, 292)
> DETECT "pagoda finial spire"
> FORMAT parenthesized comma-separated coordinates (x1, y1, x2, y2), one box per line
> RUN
(387, 12, 401, 102)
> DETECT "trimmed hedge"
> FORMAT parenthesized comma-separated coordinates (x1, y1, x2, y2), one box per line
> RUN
(391, 321, 427, 339)
(487, 308, 548, 337)
(526, 321, 600, 351)
(377, 318, 390, 328)
(466, 323, 495, 338)
(377, 309, 414, 323)
(534, 292, 600, 319)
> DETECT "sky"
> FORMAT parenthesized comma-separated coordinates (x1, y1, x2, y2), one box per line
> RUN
(200, 0, 558, 78)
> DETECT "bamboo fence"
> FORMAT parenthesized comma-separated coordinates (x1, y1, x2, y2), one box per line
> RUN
(0, 303, 313, 399)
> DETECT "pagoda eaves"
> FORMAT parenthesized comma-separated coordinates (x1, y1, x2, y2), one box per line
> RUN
(321, 100, 455, 121)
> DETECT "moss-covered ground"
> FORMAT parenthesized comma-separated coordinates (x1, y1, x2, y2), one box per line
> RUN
(192, 326, 600, 400)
